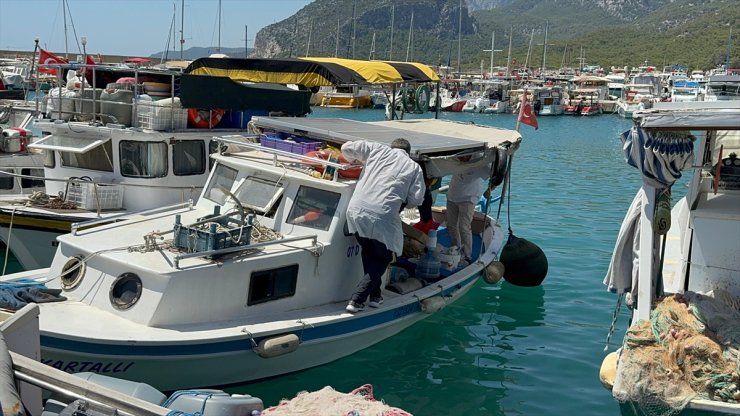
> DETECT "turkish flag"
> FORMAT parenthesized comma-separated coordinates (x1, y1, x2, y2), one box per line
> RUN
(38, 48, 68, 74)
(517, 93, 538, 130)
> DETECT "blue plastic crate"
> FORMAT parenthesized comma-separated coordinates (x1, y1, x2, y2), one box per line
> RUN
(260, 134, 321, 154)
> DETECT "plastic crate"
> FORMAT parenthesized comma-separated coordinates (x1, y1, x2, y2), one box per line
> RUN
(66, 183, 124, 210)
(136, 101, 187, 130)
(259, 134, 321, 154)
(173, 211, 253, 256)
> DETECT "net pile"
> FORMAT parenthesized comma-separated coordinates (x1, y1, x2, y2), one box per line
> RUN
(260, 384, 412, 416)
(616, 290, 740, 415)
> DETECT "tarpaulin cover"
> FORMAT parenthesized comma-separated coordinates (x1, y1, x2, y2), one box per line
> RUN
(184, 57, 439, 86)
(179, 74, 311, 115)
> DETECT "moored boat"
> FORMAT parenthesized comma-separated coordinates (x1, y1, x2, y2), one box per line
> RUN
(0, 116, 546, 391)
(601, 101, 740, 415)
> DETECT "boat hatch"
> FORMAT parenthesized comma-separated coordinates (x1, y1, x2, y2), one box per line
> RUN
(29, 134, 110, 154)
(230, 176, 285, 214)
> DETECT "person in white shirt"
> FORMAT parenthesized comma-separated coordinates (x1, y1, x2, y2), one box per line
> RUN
(341, 138, 426, 313)
(446, 162, 493, 264)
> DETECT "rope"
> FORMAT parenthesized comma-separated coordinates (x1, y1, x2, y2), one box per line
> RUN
(604, 293, 624, 352)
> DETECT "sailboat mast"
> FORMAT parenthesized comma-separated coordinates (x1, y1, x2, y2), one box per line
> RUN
(245, 25, 248, 58)
(389, 4, 394, 60)
(335, 17, 340, 57)
(63, 0, 69, 59)
(457, 0, 462, 74)
(217, 0, 221, 53)
(406, 11, 414, 62)
(351, 0, 357, 59)
(506, 27, 513, 77)
(369, 32, 375, 60)
(524, 29, 534, 70)
(560, 43, 567, 70)
(306, 20, 313, 57)
(541, 21, 549, 75)
(180, 0, 185, 60)
(490, 31, 495, 75)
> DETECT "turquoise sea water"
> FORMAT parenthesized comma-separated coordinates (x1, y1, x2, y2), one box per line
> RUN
(233, 108, 656, 415)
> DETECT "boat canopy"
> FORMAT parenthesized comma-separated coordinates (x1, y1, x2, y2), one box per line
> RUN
(636, 101, 740, 130)
(183, 57, 440, 87)
(250, 117, 520, 157)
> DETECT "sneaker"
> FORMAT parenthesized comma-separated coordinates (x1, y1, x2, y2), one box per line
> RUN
(368, 297, 384, 308)
(346, 301, 364, 313)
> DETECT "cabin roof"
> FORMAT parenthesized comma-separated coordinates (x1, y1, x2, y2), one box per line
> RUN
(251, 117, 521, 157)
(637, 101, 740, 130)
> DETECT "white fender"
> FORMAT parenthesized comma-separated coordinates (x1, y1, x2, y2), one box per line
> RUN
(254, 334, 300, 358)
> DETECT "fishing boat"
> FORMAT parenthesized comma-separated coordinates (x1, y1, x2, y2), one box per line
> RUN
(704, 74, 740, 101)
(0, 56, 439, 272)
(0, 59, 312, 272)
(601, 101, 740, 415)
(0, 115, 546, 391)
(320, 84, 373, 108)
(670, 80, 704, 102)
(615, 83, 657, 118)
(0, 104, 46, 198)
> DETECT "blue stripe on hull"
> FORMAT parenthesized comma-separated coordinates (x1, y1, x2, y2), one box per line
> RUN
(41, 271, 482, 358)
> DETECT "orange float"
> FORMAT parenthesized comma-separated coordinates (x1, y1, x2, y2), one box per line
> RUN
(188, 108, 224, 128)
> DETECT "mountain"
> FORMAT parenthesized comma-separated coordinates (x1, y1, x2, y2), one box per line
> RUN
(149, 47, 250, 61)
(251, 0, 739, 71)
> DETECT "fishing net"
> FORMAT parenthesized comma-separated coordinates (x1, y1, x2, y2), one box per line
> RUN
(615, 290, 740, 416)
(261, 384, 412, 416)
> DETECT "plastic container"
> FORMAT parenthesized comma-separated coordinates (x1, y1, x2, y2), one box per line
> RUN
(100, 88, 134, 126)
(437, 248, 461, 271)
(136, 98, 187, 130)
(65, 183, 124, 210)
(260, 134, 321, 154)
(74, 87, 104, 121)
(1, 128, 29, 153)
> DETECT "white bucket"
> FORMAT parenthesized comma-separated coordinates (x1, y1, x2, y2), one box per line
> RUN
(437, 251, 461, 271)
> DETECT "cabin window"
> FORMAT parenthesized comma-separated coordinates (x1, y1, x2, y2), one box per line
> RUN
(248, 264, 298, 306)
(20, 168, 44, 189)
(43, 150, 55, 168)
(61, 141, 114, 172)
(208, 140, 222, 170)
(286, 186, 341, 231)
(120, 141, 167, 178)
(231, 176, 284, 214)
(0, 169, 14, 190)
(173, 140, 205, 176)
(204, 163, 238, 204)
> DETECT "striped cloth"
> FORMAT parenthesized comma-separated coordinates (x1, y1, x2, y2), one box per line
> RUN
(620, 127, 695, 188)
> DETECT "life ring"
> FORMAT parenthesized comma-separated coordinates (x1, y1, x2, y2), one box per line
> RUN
(401, 88, 416, 113)
(415, 84, 430, 113)
(304, 150, 362, 179)
(188, 108, 224, 128)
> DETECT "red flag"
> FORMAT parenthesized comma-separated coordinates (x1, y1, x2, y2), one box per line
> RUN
(38, 48, 68, 74)
(86, 55, 96, 65)
(517, 92, 538, 130)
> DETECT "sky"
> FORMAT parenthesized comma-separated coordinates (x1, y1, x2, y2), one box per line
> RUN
(0, 0, 313, 57)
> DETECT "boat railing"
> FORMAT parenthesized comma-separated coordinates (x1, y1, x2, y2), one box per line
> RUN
(36, 63, 181, 130)
(216, 135, 359, 181)
(172, 234, 318, 269)
(70, 200, 194, 235)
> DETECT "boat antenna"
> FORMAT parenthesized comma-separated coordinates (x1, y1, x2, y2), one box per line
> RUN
(351, 0, 357, 59)
(335, 17, 340, 57)
(725, 27, 733, 70)
(63, 0, 69, 59)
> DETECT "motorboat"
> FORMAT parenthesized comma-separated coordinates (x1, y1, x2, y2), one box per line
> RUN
(0, 116, 542, 391)
(601, 101, 740, 415)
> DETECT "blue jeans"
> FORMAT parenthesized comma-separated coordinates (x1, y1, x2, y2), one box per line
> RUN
(350, 234, 393, 304)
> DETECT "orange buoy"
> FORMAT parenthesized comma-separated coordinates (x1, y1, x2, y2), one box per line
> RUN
(188, 108, 224, 128)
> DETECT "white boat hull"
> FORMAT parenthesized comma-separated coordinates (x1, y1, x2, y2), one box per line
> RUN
(38, 270, 481, 391)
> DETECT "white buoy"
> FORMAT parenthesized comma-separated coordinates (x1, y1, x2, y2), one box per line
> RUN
(483, 261, 505, 284)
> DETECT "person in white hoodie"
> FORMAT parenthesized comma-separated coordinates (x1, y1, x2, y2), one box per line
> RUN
(341, 138, 426, 313)
(446, 162, 493, 264)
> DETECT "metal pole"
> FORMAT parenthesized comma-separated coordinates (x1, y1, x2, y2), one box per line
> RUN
(457, 0, 462, 74)
(180, 0, 185, 59)
(389, 4, 394, 60)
